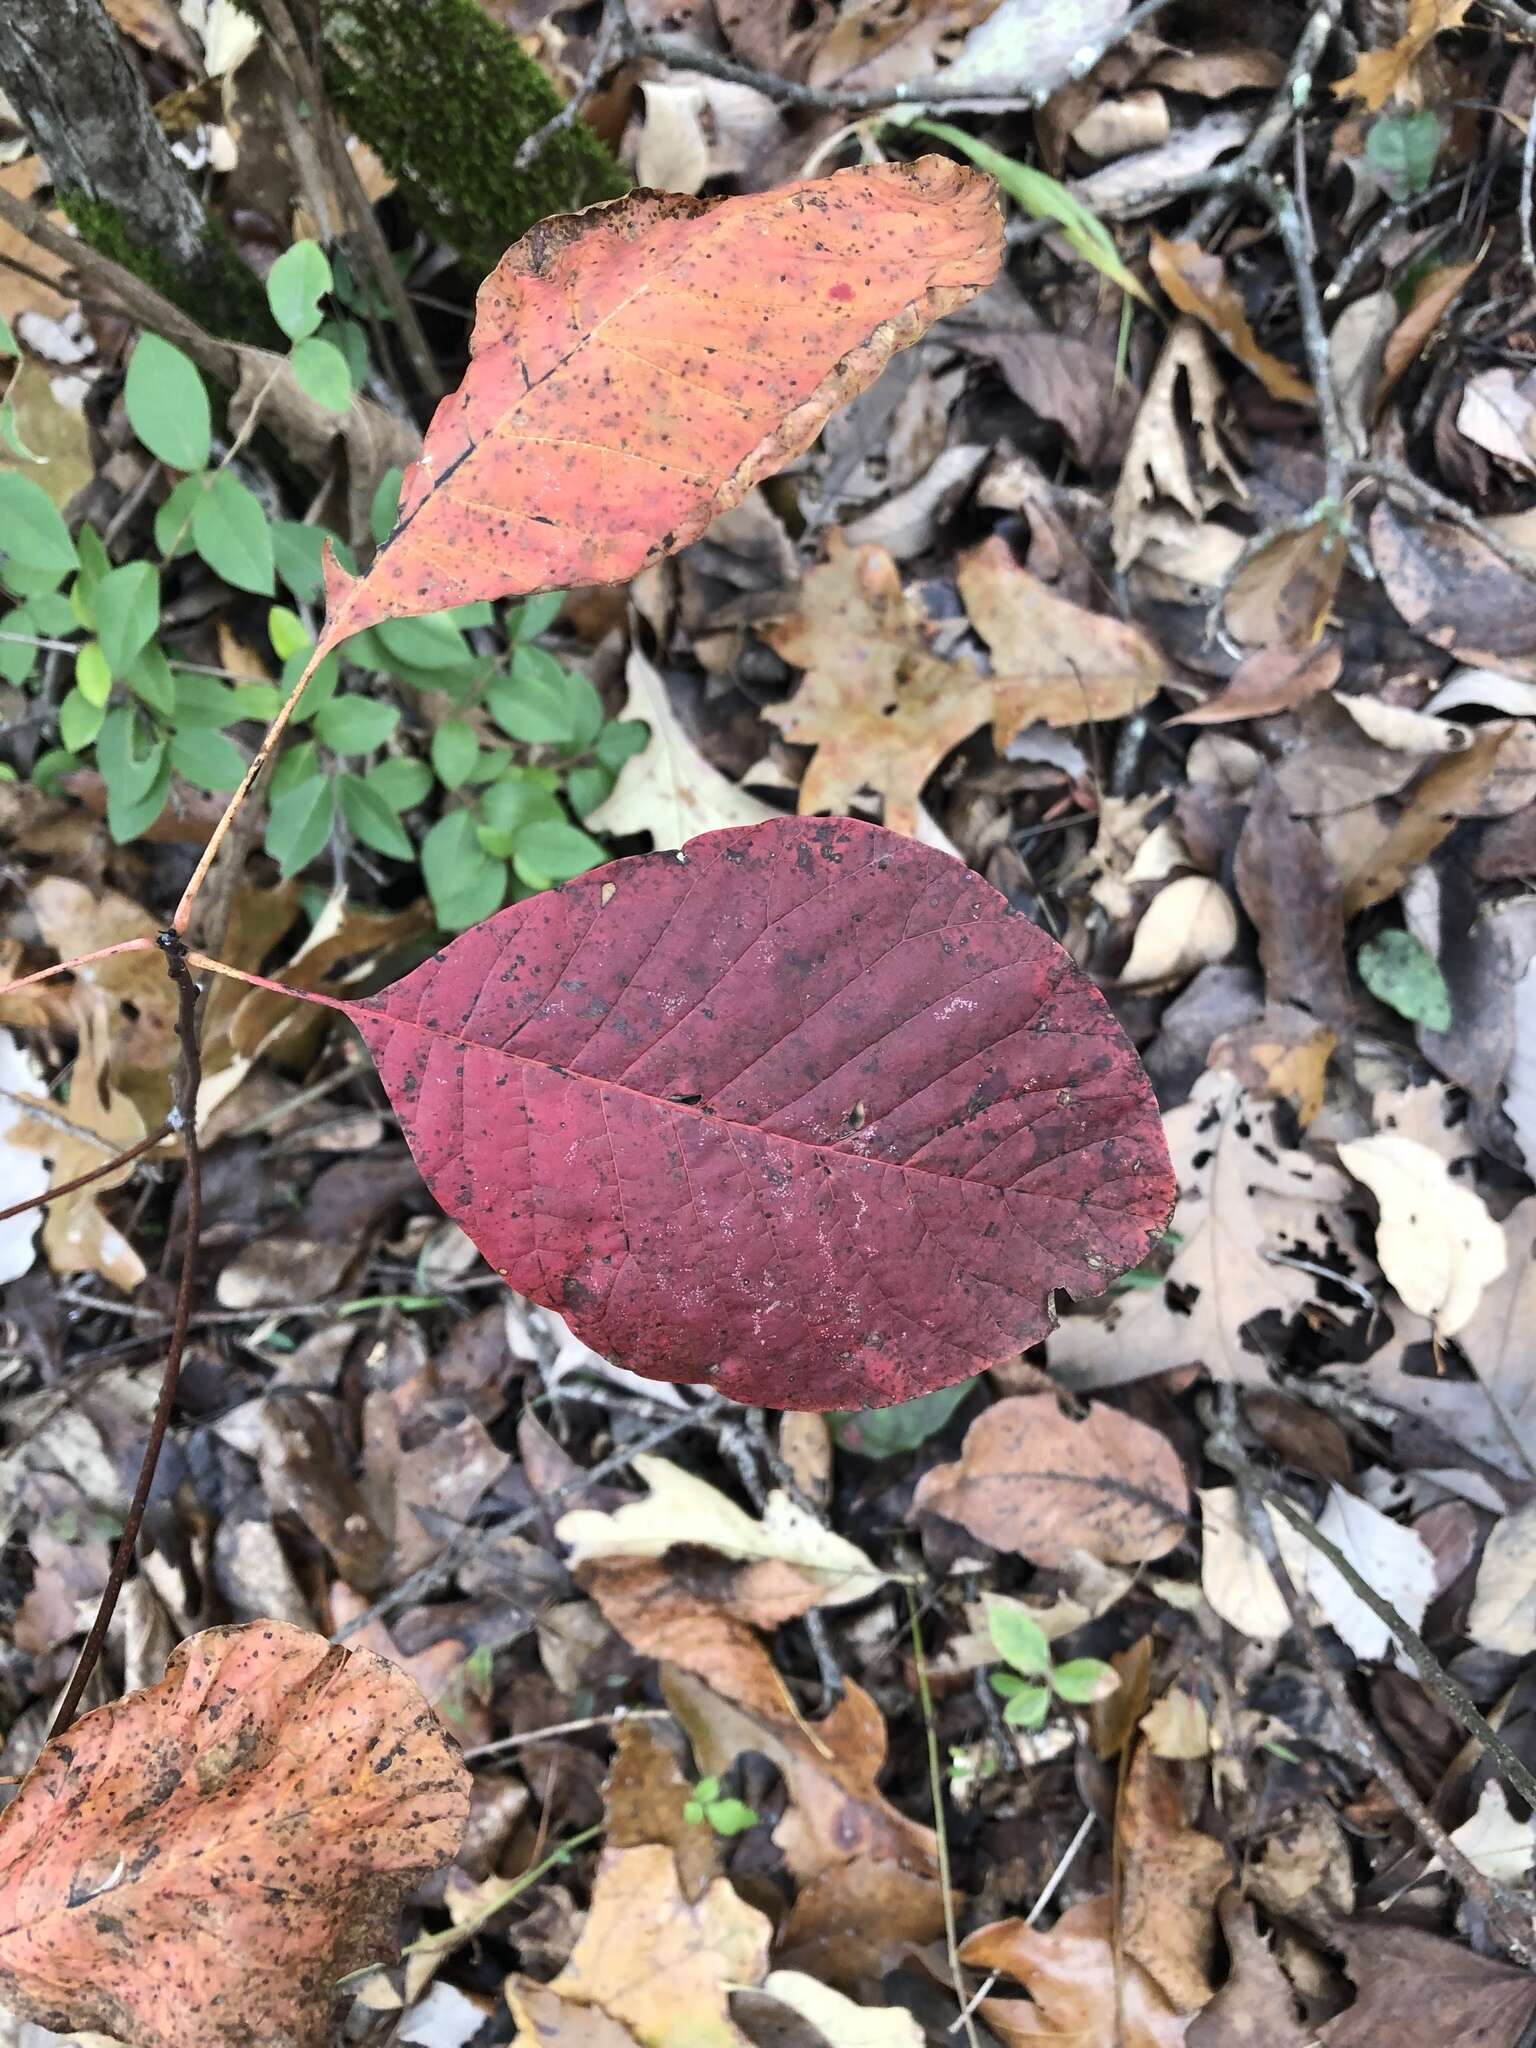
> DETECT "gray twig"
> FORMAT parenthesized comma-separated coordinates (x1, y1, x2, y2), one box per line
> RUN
(516, 0, 632, 172)
(1351, 454, 1536, 585)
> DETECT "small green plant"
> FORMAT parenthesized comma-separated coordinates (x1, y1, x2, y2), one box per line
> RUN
(683, 1775, 759, 1837)
(0, 241, 647, 931)
(987, 1604, 1118, 1734)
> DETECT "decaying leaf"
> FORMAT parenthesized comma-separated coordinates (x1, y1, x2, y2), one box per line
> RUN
(587, 644, 775, 848)
(1167, 642, 1341, 727)
(1148, 236, 1312, 407)
(1433, 1782, 1535, 1885)
(506, 1843, 770, 2048)
(913, 1393, 1189, 1564)
(350, 817, 1176, 1411)
(961, 1896, 1190, 2048)
(556, 1452, 884, 1605)
(1119, 875, 1239, 986)
(1119, 1743, 1230, 2011)
(1337, 1133, 1506, 1334)
(1322, 1923, 1536, 2048)
(1112, 320, 1244, 570)
(1186, 1892, 1309, 2048)
(319, 160, 1002, 647)
(739, 1971, 923, 2048)
(0, 1623, 470, 2048)
(1331, 0, 1472, 111)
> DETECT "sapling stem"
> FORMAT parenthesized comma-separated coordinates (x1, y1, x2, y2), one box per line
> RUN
(0, 934, 157, 1000)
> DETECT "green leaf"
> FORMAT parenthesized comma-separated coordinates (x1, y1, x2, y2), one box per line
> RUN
(74, 641, 111, 708)
(231, 681, 282, 720)
(989, 1672, 1024, 1698)
(511, 817, 607, 887)
(510, 591, 565, 641)
(321, 316, 369, 392)
(487, 647, 588, 746)
(154, 474, 204, 558)
(431, 720, 480, 790)
(594, 719, 650, 774)
(0, 473, 78, 574)
(124, 333, 211, 472)
(424, 809, 506, 929)
(1002, 1685, 1051, 1731)
(96, 707, 164, 805)
(0, 311, 15, 357)
(270, 739, 319, 802)
(95, 562, 160, 677)
(0, 604, 40, 685)
(338, 772, 414, 860)
(59, 687, 104, 752)
(107, 749, 171, 843)
(29, 592, 76, 636)
(265, 774, 336, 878)
(682, 1800, 704, 1825)
(73, 523, 110, 606)
(0, 393, 42, 463)
(124, 643, 177, 718)
(987, 1606, 1052, 1679)
(172, 671, 244, 728)
(370, 466, 403, 545)
(567, 763, 614, 817)
(829, 1378, 976, 1459)
(284, 648, 340, 723)
(695, 1778, 720, 1804)
(704, 1798, 758, 1838)
(1358, 929, 1453, 1033)
(266, 239, 333, 341)
(913, 122, 1148, 306)
(268, 604, 311, 663)
(373, 612, 472, 674)
(1050, 1658, 1119, 1706)
(1366, 109, 1441, 197)
(315, 693, 400, 753)
(168, 727, 245, 791)
(367, 756, 433, 811)
(474, 775, 564, 855)
(190, 470, 275, 594)
(32, 747, 75, 795)
(289, 335, 352, 412)
(272, 520, 329, 602)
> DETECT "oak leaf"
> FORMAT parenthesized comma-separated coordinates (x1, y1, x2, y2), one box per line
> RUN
(961, 1896, 1190, 2048)
(913, 1393, 1188, 1565)
(0, 1622, 471, 2048)
(1119, 1743, 1230, 2012)
(318, 160, 1002, 650)
(1148, 236, 1312, 407)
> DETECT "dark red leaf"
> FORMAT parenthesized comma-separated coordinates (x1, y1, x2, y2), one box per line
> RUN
(346, 818, 1175, 1410)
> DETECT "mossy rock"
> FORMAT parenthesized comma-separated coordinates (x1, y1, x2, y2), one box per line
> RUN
(323, 0, 628, 280)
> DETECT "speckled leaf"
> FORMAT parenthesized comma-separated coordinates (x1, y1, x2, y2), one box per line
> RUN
(344, 817, 1175, 1410)
(316, 159, 1001, 650)
(0, 1622, 471, 2048)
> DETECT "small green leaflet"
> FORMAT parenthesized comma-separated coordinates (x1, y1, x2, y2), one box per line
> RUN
(266, 239, 333, 342)
(124, 334, 211, 472)
(289, 335, 353, 413)
(1358, 929, 1453, 1033)
(191, 471, 276, 594)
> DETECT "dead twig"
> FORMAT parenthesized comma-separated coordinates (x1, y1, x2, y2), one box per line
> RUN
(47, 936, 203, 1738)
(516, 0, 633, 172)
(1351, 453, 1536, 584)
(0, 1117, 175, 1228)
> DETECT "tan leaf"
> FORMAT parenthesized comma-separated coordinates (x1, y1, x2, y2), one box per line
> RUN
(1149, 236, 1313, 406)
(27, 876, 178, 1072)
(749, 1972, 923, 2048)
(1332, 0, 1472, 109)
(508, 1843, 770, 2048)
(1338, 727, 1514, 916)
(1376, 257, 1481, 410)
(1120, 875, 1238, 986)
(1167, 642, 1342, 726)
(913, 1393, 1188, 1565)
(1140, 1691, 1212, 1761)
(1223, 522, 1347, 649)
(1186, 1892, 1310, 2048)
(586, 644, 775, 848)
(1120, 1743, 1230, 2011)
(1468, 1501, 1536, 1654)
(0, 1623, 470, 2048)
(1112, 320, 1244, 570)
(1337, 1133, 1506, 1334)
(961, 1896, 1190, 2048)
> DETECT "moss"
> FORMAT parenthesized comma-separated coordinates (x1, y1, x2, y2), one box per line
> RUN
(61, 192, 275, 345)
(322, 0, 628, 281)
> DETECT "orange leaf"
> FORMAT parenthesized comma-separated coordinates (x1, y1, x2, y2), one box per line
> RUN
(1332, 0, 1472, 109)
(1149, 235, 1314, 408)
(961, 1896, 1190, 2048)
(0, 1622, 471, 2048)
(319, 160, 1001, 651)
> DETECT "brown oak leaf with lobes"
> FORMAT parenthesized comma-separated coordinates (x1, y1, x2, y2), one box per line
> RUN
(0, 1622, 471, 2048)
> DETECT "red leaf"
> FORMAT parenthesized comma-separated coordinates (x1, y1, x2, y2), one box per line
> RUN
(344, 819, 1175, 1410)
(317, 159, 1002, 649)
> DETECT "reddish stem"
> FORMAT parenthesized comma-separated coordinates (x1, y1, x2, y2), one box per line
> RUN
(0, 935, 158, 1002)
(183, 950, 355, 1014)
(0, 1117, 174, 1227)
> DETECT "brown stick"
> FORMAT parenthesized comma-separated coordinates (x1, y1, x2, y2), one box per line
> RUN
(0, 1118, 174, 1228)
(47, 937, 203, 1738)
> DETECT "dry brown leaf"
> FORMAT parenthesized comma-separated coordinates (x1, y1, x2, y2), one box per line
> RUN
(961, 1896, 1190, 2048)
(1149, 236, 1313, 407)
(807, 0, 995, 89)
(1376, 257, 1481, 411)
(913, 1393, 1188, 1564)
(0, 1622, 470, 2048)
(1223, 522, 1347, 649)
(1140, 1691, 1212, 1761)
(1332, 0, 1472, 109)
(1120, 1744, 1230, 2012)
(1073, 90, 1171, 161)
(587, 644, 775, 848)
(1168, 643, 1342, 727)
(1112, 321, 1244, 569)
(1120, 875, 1239, 986)
(226, 889, 435, 1064)
(1046, 1069, 1363, 1390)
(1321, 1924, 1536, 2048)
(1371, 497, 1536, 671)
(11, 991, 149, 1292)
(25, 877, 179, 1072)
(605, 1719, 722, 1903)
(0, 160, 74, 333)
(958, 534, 1170, 724)
(507, 1843, 770, 2048)
(1187, 1892, 1310, 2048)
(1210, 1010, 1337, 1128)
(777, 1856, 947, 1989)
(1234, 774, 1350, 1028)
(1338, 726, 1514, 915)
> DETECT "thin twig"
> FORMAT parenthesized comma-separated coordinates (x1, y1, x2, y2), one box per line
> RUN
(47, 937, 203, 1739)
(461, 1706, 672, 1762)
(1250, 172, 1353, 485)
(1351, 454, 1536, 583)
(0, 1118, 174, 1228)
(516, 0, 631, 172)
(1325, 170, 1471, 299)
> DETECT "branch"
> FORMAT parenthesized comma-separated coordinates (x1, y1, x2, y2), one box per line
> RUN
(1353, 454, 1536, 586)
(47, 934, 203, 1737)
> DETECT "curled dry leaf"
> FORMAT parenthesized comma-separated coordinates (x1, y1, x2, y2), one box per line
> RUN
(1112, 320, 1245, 570)
(586, 644, 775, 849)
(1337, 1133, 1506, 1334)
(318, 159, 1002, 647)
(351, 818, 1176, 1411)
(1167, 642, 1342, 727)
(912, 1392, 1189, 1565)
(1119, 1743, 1230, 2012)
(556, 1452, 884, 1605)
(506, 1843, 770, 2048)
(1186, 1891, 1309, 2048)
(1148, 236, 1313, 407)
(1120, 875, 1239, 986)
(1331, 0, 1472, 110)
(0, 1622, 471, 2048)
(1223, 522, 1347, 650)
(961, 1896, 1190, 2048)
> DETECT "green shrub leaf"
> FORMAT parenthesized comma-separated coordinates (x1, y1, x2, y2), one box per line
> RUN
(95, 562, 160, 678)
(0, 474, 78, 575)
(265, 773, 336, 877)
(124, 334, 211, 472)
(190, 471, 275, 595)
(266, 239, 333, 341)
